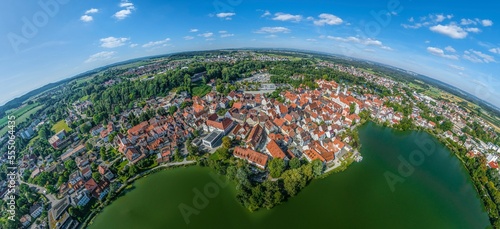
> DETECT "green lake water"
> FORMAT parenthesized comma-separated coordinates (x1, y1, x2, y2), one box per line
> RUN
(89, 122, 490, 229)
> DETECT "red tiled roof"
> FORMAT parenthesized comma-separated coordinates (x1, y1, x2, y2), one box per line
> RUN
(273, 118, 285, 127)
(128, 121, 149, 136)
(489, 161, 499, 169)
(233, 147, 268, 168)
(98, 165, 108, 175)
(233, 102, 243, 109)
(266, 140, 287, 160)
(207, 117, 234, 131)
(246, 124, 264, 148)
(84, 178, 98, 192)
(303, 149, 325, 162)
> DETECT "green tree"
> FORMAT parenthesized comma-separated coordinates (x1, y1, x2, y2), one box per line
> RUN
(282, 169, 306, 197)
(168, 106, 178, 115)
(79, 123, 91, 134)
(85, 142, 93, 151)
(128, 165, 138, 176)
(222, 136, 232, 149)
(64, 160, 77, 171)
(100, 147, 108, 161)
(289, 157, 301, 169)
(440, 120, 453, 131)
(157, 107, 167, 116)
(268, 158, 286, 178)
(349, 103, 356, 114)
(311, 159, 324, 177)
(215, 147, 230, 161)
(38, 125, 52, 140)
(92, 172, 101, 182)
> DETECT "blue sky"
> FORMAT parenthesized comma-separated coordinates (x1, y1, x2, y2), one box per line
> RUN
(1, 0, 499, 107)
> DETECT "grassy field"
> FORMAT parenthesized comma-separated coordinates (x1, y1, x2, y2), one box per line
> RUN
(80, 95, 89, 101)
(424, 87, 442, 98)
(52, 120, 72, 133)
(192, 83, 212, 97)
(0, 104, 44, 136)
(408, 82, 442, 98)
(4, 102, 40, 116)
(116, 60, 150, 69)
(362, 68, 378, 75)
(73, 75, 96, 86)
(266, 53, 303, 61)
(116, 159, 129, 171)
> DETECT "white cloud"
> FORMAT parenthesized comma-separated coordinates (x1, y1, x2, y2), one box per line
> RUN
(463, 49, 496, 63)
(255, 27, 291, 33)
(80, 15, 93, 22)
(460, 18, 477, 25)
(272, 13, 303, 22)
(130, 43, 138, 48)
(142, 38, 171, 48)
(481, 19, 493, 27)
(219, 31, 227, 34)
(326, 36, 391, 50)
(120, 2, 134, 8)
(403, 15, 487, 38)
(448, 64, 465, 71)
(114, 1, 135, 20)
(265, 34, 278, 39)
(220, 33, 234, 38)
(489, 48, 500, 54)
(313, 13, 343, 26)
(465, 27, 481, 33)
(306, 38, 317, 42)
(216, 12, 235, 20)
(114, 9, 133, 20)
(100, 37, 129, 48)
(81, 8, 99, 22)
(435, 14, 446, 23)
(426, 47, 459, 60)
(471, 50, 495, 62)
(460, 18, 492, 27)
(85, 51, 115, 63)
(85, 8, 99, 14)
(183, 36, 194, 40)
(190, 29, 198, 33)
(444, 46, 456, 53)
(429, 24, 468, 39)
(198, 32, 214, 38)
(401, 23, 422, 29)
(261, 10, 271, 17)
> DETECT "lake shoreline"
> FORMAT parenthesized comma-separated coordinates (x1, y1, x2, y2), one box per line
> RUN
(87, 122, 490, 229)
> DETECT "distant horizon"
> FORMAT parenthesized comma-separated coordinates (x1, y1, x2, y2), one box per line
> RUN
(2, 0, 499, 108)
(1, 47, 499, 112)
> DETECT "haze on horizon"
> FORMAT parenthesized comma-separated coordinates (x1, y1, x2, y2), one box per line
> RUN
(1, 0, 499, 107)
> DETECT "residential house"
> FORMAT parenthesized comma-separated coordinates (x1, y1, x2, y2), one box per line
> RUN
(233, 147, 268, 169)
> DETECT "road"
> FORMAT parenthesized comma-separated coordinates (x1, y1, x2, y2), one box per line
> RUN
(150, 159, 196, 171)
(126, 160, 196, 183)
(18, 179, 58, 206)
